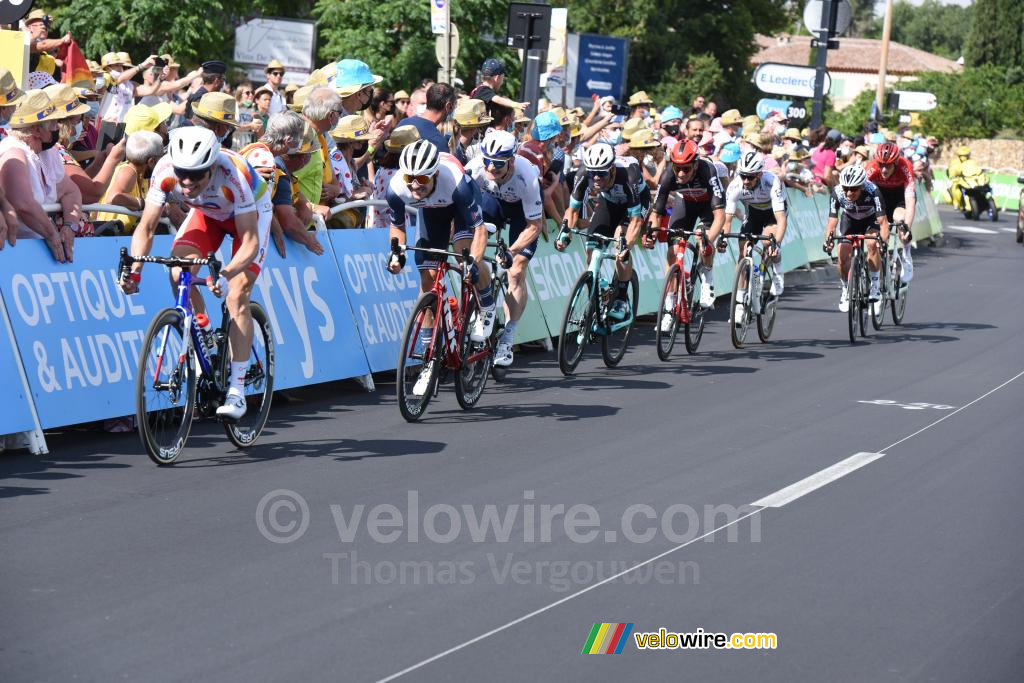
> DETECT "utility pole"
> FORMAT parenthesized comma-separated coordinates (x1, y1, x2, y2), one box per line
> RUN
(876, 0, 894, 112)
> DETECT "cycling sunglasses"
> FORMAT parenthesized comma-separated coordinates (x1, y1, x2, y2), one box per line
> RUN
(404, 172, 436, 185)
(841, 185, 862, 194)
(672, 162, 695, 174)
(739, 172, 760, 181)
(173, 167, 211, 182)
(483, 157, 510, 170)
(588, 169, 611, 179)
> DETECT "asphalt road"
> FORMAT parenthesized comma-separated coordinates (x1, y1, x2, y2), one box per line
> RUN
(3, 206, 1023, 682)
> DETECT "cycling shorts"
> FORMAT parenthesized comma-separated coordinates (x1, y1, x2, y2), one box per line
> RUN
(740, 206, 782, 235)
(878, 186, 906, 221)
(839, 213, 878, 236)
(668, 201, 714, 235)
(413, 204, 486, 270)
(172, 200, 271, 276)
(479, 193, 538, 261)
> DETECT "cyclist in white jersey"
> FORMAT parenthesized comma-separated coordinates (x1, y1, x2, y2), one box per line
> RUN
(720, 151, 787, 320)
(465, 130, 544, 367)
(121, 127, 272, 420)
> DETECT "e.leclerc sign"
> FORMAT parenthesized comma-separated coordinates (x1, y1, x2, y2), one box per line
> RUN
(754, 62, 831, 100)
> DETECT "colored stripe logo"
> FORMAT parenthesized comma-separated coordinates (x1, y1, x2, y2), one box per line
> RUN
(582, 622, 634, 654)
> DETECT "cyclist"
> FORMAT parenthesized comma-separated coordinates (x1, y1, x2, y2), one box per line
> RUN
(864, 141, 915, 282)
(719, 151, 787, 327)
(465, 130, 543, 368)
(823, 164, 889, 312)
(385, 139, 494, 395)
(646, 138, 726, 309)
(557, 142, 647, 322)
(120, 127, 273, 421)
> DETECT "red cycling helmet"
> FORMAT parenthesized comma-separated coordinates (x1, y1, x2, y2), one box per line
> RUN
(876, 141, 901, 165)
(670, 139, 699, 165)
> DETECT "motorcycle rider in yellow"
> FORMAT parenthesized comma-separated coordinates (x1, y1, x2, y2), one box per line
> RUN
(947, 146, 971, 210)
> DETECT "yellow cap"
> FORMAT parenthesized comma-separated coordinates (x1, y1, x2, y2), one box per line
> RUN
(0, 68, 25, 105)
(124, 103, 173, 134)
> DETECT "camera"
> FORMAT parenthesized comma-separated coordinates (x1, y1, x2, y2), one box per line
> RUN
(609, 103, 630, 116)
(153, 57, 167, 68)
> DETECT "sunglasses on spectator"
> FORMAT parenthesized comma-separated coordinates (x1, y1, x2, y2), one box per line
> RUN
(241, 90, 253, 95)
(173, 167, 210, 182)
(404, 173, 436, 185)
(268, 70, 284, 76)
(673, 163, 695, 173)
(483, 157, 510, 170)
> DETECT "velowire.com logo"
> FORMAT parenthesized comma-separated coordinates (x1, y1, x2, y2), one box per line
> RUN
(581, 622, 634, 654)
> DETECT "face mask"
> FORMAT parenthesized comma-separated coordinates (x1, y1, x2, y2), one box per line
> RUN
(109, 69, 122, 77)
(607, 131, 622, 145)
(86, 101, 100, 119)
(94, 77, 105, 90)
(775, 124, 786, 136)
(641, 111, 650, 119)
(71, 121, 84, 143)
(416, 103, 427, 115)
(40, 128, 59, 151)
(663, 124, 679, 137)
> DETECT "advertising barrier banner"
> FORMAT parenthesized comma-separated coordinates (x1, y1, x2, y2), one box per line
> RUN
(0, 296, 37, 436)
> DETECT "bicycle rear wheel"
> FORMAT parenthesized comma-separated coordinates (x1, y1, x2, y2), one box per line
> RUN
(891, 252, 909, 325)
(730, 259, 753, 349)
(655, 265, 681, 361)
(871, 253, 888, 330)
(455, 299, 492, 410)
(683, 259, 707, 354)
(757, 262, 778, 342)
(858, 259, 871, 338)
(602, 272, 638, 367)
(558, 272, 594, 375)
(397, 292, 441, 422)
(847, 253, 861, 343)
(490, 276, 509, 382)
(136, 308, 196, 466)
(219, 302, 275, 448)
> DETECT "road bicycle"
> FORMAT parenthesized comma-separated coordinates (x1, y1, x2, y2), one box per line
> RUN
(486, 233, 514, 383)
(118, 248, 274, 465)
(392, 238, 496, 422)
(827, 233, 881, 344)
(651, 225, 709, 360)
(555, 225, 639, 375)
(721, 232, 780, 349)
(877, 221, 910, 328)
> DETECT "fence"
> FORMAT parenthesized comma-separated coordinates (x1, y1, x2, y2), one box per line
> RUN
(1, 183, 943, 453)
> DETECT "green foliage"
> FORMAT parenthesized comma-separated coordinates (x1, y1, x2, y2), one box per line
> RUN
(648, 54, 725, 109)
(913, 66, 1024, 139)
(964, 0, 1024, 69)
(313, 0, 519, 95)
(864, 1, 971, 60)
(823, 87, 877, 136)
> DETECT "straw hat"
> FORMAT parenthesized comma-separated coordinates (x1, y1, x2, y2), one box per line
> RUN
(73, 87, 100, 102)
(393, 89, 410, 102)
(330, 114, 371, 141)
(86, 60, 103, 76)
(193, 92, 239, 126)
(513, 107, 530, 124)
(629, 130, 660, 149)
(783, 127, 802, 142)
(265, 59, 285, 73)
(453, 99, 493, 127)
(568, 114, 582, 138)
(9, 90, 62, 129)
(385, 124, 421, 152)
(622, 117, 649, 142)
(42, 84, 90, 118)
(549, 106, 571, 127)
(289, 121, 322, 155)
(720, 109, 743, 126)
(627, 90, 653, 106)
(289, 85, 316, 112)
(254, 85, 274, 99)
(161, 54, 181, 69)
(789, 146, 811, 161)
(0, 68, 25, 106)
(284, 84, 299, 95)
(853, 145, 871, 159)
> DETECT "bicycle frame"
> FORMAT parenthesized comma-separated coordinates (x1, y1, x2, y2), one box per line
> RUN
(579, 230, 632, 335)
(662, 227, 706, 325)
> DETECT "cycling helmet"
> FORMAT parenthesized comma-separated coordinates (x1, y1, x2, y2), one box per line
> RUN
(736, 150, 764, 174)
(168, 127, 220, 171)
(839, 164, 867, 188)
(583, 142, 616, 172)
(399, 139, 440, 177)
(875, 141, 901, 165)
(481, 130, 517, 159)
(669, 138, 698, 165)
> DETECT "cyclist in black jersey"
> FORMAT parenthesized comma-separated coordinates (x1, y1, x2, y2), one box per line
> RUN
(646, 138, 726, 308)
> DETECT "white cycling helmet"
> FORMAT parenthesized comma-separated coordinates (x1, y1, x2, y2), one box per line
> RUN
(399, 139, 440, 177)
(481, 130, 518, 160)
(737, 150, 764, 175)
(168, 127, 220, 171)
(839, 164, 867, 188)
(583, 142, 615, 172)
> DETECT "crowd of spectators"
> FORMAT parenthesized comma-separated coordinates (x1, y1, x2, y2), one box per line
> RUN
(0, 8, 942, 263)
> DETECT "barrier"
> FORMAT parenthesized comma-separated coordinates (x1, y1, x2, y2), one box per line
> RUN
(0, 182, 944, 444)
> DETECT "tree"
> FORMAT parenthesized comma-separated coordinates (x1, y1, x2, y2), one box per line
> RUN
(649, 54, 725, 109)
(964, 0, 1024, 69)
(866, 1, 972, 60)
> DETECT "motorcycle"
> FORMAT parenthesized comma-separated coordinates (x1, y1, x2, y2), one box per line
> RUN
(950, 160, 998, 221)
(1017, 175, 1023, 244)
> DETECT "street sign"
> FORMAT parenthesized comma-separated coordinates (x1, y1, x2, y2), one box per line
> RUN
(803, 0, 852, 36)
(234, 17, 317, 85)
(574, 33, 629, 102)
(892, 90, 938, 111)
(0, 0, 34, 25)
(434, 24, 459, 65)
(787, 101, 808, 122)
(430, 0, 448, 35)
(754, 62, 830, 99)
(506, 2, 552, 51)
(756, 98, 792, 120)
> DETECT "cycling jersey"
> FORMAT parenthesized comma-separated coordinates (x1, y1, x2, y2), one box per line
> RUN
(569, 157, 649, 239)
(467, 155, 543, 260)
(386, 153, 484, 269)
(148, 149, 268, 221)
(865, 157, 915, 220)
(651, 157, 725, 215)
(725, 171, 787, 215)
(829, 180, 886, 235)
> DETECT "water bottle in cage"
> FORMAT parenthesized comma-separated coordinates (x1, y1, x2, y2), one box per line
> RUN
(195, 313, 219, 359)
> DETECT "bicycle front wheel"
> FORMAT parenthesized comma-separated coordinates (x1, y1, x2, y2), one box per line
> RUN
(730, 259, 753, 349)
(397, 292, 440, 422)
(454, 298, 492, 410)
(136, 308, 196, 466)
(871, 253, 888, 330)
(684, 259, 707, 354)
(757, 262, 778, 343)
(219, 302, 275, 448)
(602, 271, 639, 367)
(891, 252, 909, 325)
(558, 272, 594, 375)
(847, 252, 861, 343)
(490, 275, 509, 383)
(655, 265, 681, 361)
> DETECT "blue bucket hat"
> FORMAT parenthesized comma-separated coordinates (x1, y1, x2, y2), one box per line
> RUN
(532, 111, 562, 141)
(335, 59, 383, 96)
(868, 132, 886, 144)
(660, 105, 683, 123)
(719, 142, 741, 164)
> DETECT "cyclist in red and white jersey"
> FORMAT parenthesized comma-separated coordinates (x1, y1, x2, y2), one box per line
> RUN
(865, 141, 915, 281)
(121, 127, 272, 421)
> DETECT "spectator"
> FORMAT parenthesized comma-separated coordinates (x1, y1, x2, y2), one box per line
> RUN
(284, 84, 299, 106)
(684, 116, 705, 144)
(519, 111, 563, 222)
(717, 141, 741, 180)
(363, 87, 395, 127)
(184, 60, 227, 119)
(369, 124, 420, 229)
(470, 58, 528, 118)
(94, 131, 164, 233)
(853, 144, 871, 165)
(233, 82, 263, 149)
(0, 68, 26, 143)
(393, 90, 410, 117)
(23, 10, 71, 56)
(329, 114, 374, 204)
(191, 92, 239, 148)
(253, 86, 274, 131)
(703, 101, 718, 118)
(512, 107, 531, 140)
(298, 87, 343, 215)
(659, 105, 683, 150)
(627, 129, 663, 188)
(689, 95, 705, 117)
(279, 120, 322, 227)
(451, 99, 492, 165)
(124, 102, 172, 143)
(99, 52, 156, 132)
(811, 127, 842, 186)
(713, 108, 742, 151)
(783, 147, 817, 197)
(627, 91, 653, 120)
(405, 87, 427, 118)
(0, 90, 80, 260)
(397, 82, 454, 153)
(46, 84, 124, 206)
(264, 60, 287, 114)
(334, 59, 383, 116)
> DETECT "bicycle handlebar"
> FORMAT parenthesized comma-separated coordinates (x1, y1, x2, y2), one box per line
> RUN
(118, 247, 221, 286)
